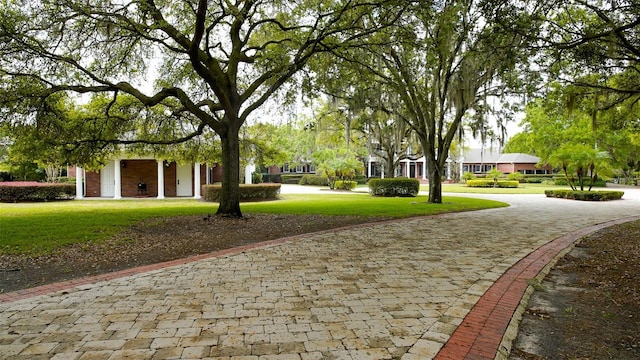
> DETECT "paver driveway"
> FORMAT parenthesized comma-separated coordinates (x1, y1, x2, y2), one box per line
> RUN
(1, 191, 639, 359)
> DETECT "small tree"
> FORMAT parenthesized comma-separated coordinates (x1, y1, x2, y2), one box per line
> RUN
(487, 168, 503, 188)
(548, 144, 611, 191)
(461, 171, 477, 183)
(313, 148, 362, 190)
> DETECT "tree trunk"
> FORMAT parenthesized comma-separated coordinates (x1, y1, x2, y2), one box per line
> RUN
(216, 129, 242, 217)
(427, 160, 443, 204)
(385, 156, 396, 178)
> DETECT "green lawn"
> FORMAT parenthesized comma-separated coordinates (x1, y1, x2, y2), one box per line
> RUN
(0, 194, 506, 256)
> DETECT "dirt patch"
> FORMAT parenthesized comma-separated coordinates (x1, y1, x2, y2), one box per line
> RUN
(0, 213, 389, 294)
(510, 219, 640, 359)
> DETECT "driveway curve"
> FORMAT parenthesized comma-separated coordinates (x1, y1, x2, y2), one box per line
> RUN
(1, 190, 639, 360)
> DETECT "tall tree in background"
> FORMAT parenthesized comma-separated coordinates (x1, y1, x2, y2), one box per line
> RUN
(0, 0, 404, 217)
(334, 0, 533, 203)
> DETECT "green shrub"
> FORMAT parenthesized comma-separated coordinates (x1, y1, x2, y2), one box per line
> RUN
(368, 178, 420, 197)
(507, 172, 524, 182)
(202, 184, 281, 202)
(524, 174, 554, 183)
(0, 182, 76, 202)
(280, 174, 303, 184)
(251, 172, 263, 184)
(299, 174, 328, 186)
(466, 180, 519, 188)
(334, 180, 357, 190)
(262, 174, 282, 183)
(462, 172, 477, 182)
(524, 177, 545, 183)
(554, 177, 607, 187)
(354, 175, 368, 185)
(544, 190, 624, 201)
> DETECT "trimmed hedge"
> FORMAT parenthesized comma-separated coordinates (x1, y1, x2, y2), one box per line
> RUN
(334, 180, 357, 191)
(354, 175, 368, 185)
(368, 178, 420, 197)
(299, 175, 328, 186)
(202, 183, 281, 202)
(544, 190, 624, 201)
(0, 182, 75, 202)
(280, 174, 304, 184)
(554, 177, 607, 187)
(466, 180, 519, 188)
(261, 174, 282, 183)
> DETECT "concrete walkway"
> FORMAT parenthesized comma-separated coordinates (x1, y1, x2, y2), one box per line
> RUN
(1, 190, 639, 360)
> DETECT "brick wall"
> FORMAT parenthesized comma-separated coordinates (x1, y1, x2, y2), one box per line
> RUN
(85, 171, 101, 197)
(121, 160, 157, 197)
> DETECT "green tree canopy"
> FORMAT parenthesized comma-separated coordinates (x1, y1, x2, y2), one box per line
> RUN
(0, 0, 405, 216)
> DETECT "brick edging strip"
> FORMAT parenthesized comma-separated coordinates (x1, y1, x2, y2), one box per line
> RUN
(433, 215, 640, 360)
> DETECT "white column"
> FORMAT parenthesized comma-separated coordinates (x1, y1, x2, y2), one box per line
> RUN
(113, 159, 122, 199)
(423, 157, 427, 180)
(245, 163, 255, 184)
(194, 162, 202, 199)
(157, 160, 165, 199)
(367, 157, 372, 178)
(75, 166, 84, 199)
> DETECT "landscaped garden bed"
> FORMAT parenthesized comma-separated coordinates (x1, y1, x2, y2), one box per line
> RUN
(544, 189, 624, 201)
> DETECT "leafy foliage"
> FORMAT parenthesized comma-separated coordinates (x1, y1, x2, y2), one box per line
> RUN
(0, 0, 405, 216)
(312, 148, 362, 190)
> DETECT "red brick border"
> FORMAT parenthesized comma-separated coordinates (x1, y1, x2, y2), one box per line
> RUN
(434, 215, 640, 360)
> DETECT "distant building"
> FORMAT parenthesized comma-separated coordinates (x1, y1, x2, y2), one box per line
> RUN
(365, 148, 552, 183)
(69, 156, 220, 199)
(461, 149, 552, 175)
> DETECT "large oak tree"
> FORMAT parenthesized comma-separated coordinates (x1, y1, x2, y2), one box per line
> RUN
(0, 0, 404, 216)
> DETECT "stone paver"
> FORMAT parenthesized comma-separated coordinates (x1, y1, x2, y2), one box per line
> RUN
(1, 190, 639, 360)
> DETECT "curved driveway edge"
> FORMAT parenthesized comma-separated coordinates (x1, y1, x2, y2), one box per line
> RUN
(433, 215, 640, 360)
(1, 191, 639, 360)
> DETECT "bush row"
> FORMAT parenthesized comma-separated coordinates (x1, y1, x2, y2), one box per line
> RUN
(368, 178, 420, 197)
(466, 180, 519, 188)
(544, 190, 624, 201)
(0, 183, 76, 202)
(202, 184, 281, 202)
(298, 175, 328, 186)
(553, 177, 607, 187)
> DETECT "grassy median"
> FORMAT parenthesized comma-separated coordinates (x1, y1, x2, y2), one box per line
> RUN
(0, 194, 507, 256)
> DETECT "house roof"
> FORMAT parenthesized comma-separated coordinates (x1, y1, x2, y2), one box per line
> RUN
(463, 149, 541, 164)
(463, 149, 501, 163)
(496, 153, 541, 164)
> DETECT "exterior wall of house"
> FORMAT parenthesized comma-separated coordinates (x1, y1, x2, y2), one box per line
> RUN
(76, 161, 206, 198)
(399, 162, 424, 179)
(121, 160, 158, 197)
(86, 171, 101, 197)
(163, 162, 177, 197)
(497, 163, 552, 174)
(210, 164, 223, 183)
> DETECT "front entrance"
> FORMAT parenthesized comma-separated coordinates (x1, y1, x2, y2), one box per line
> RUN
(176, 164, 193, 197)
